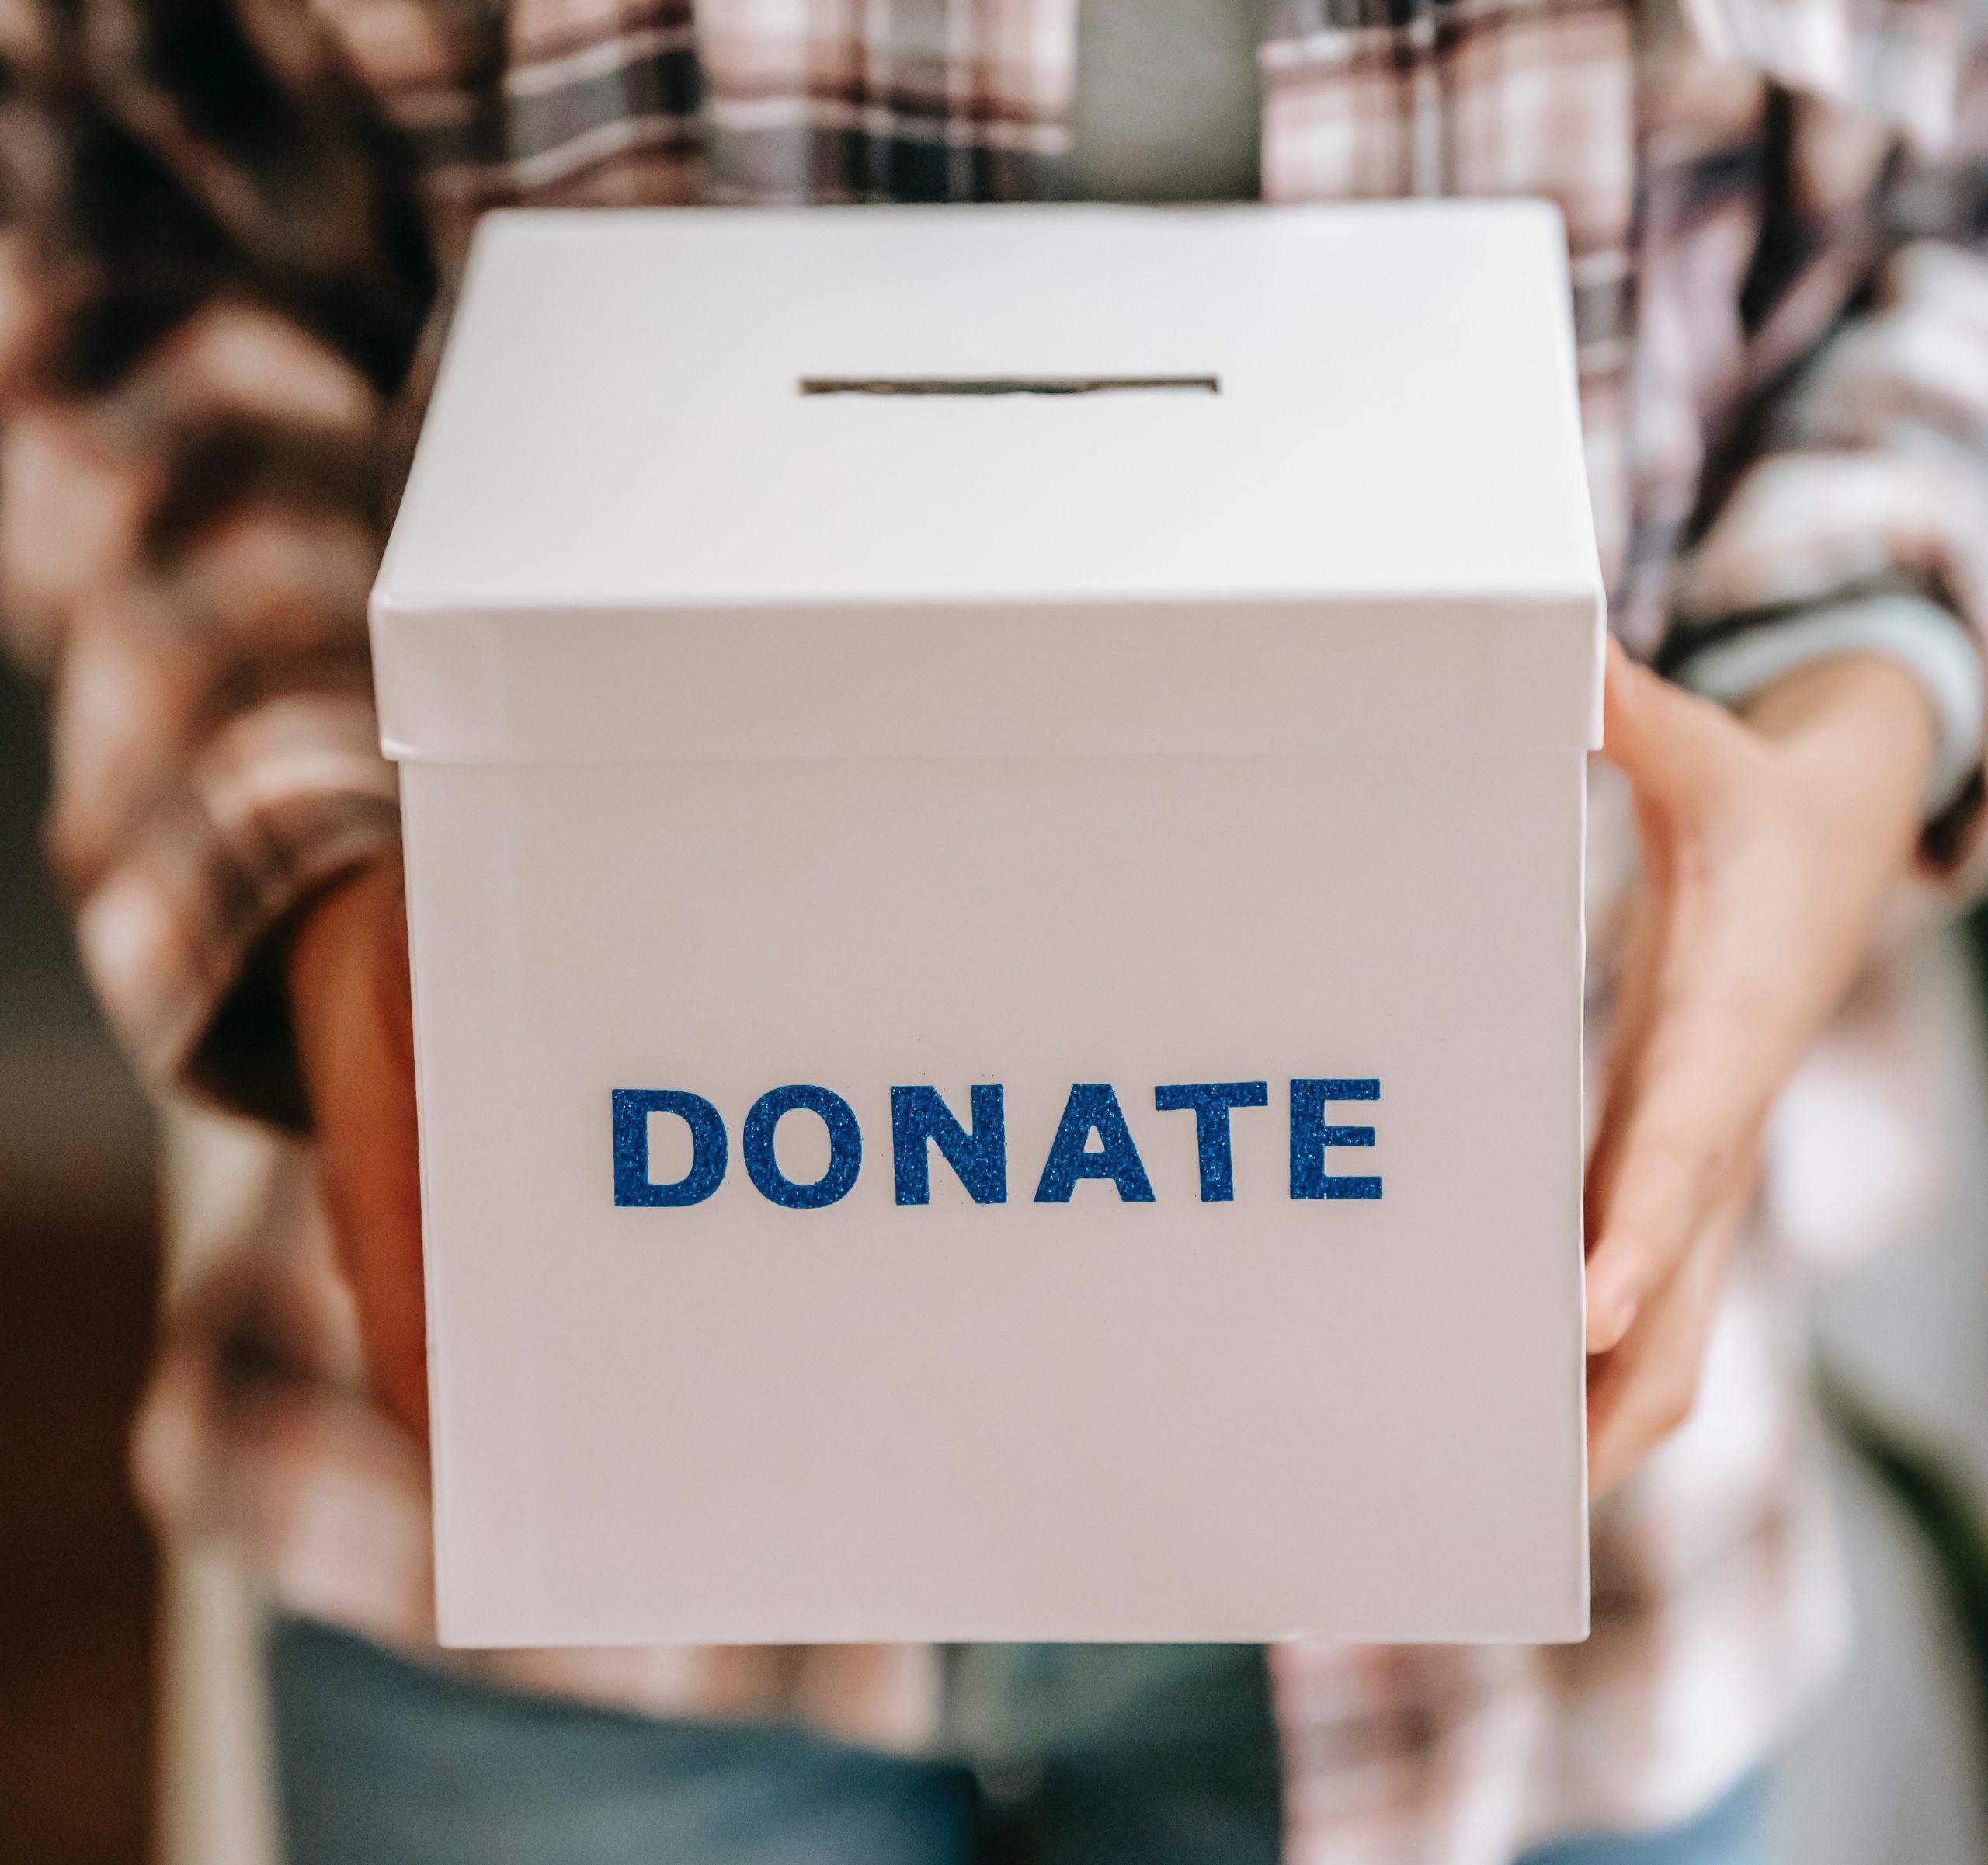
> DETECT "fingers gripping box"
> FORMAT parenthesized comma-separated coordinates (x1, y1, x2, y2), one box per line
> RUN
(372, 204, 1604, 1648)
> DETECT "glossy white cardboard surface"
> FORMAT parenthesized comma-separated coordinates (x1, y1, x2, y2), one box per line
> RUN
(374, 204, 1601, 1648)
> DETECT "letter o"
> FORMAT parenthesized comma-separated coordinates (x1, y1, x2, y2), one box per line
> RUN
(743, 1084, 863, 1209)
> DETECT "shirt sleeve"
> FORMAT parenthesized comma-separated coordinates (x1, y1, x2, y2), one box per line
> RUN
(1659, 91, 1988, 874)
(0, 0, 436, 1125)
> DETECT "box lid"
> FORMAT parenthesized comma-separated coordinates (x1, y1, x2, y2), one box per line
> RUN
(373, 203, 1604, 763)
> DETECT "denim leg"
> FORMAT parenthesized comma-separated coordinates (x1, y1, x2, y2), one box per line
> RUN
(267, 1617, 980, 1865)
(942, 1644, 1284, 1865)
(1513, 1774, 1772, 1865)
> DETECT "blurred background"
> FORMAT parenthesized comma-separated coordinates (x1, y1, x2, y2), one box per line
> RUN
(6, 643, 1988, 1863)
(1, 652, 160, 1862)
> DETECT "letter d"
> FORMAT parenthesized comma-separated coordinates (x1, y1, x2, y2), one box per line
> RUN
(613, 1088, 728, 1206)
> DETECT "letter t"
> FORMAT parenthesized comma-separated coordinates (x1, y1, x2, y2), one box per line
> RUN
(1154, 1081, 1269, 1202)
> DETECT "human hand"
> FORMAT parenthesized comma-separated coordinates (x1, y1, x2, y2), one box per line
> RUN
(1585, 641, 1934, 1495)
(287, 857, 428, 1442)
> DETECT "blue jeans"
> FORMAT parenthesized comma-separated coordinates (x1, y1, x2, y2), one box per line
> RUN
(267, 1618, 1767, 1865)
(1515, 1776, 1771, 1865)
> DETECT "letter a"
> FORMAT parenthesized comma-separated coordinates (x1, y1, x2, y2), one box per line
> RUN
(1034, 1084, 1156, 1203)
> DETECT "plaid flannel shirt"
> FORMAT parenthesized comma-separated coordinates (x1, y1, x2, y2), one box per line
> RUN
(5, 0, 1988, 1856)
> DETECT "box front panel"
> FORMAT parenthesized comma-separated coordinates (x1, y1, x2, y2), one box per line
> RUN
(403, 750, 1587, 1646)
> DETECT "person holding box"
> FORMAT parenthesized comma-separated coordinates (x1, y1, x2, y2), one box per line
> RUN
(2, 0, 1983, 1859)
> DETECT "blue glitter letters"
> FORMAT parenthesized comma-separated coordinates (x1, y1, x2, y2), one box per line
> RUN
(742, 1084, 864, 1209)
(1034, 1084, 1157, 1204)
(1153, 1081, 1270, 1202)
(1288, 1077, 1382, 1200)
(615, 1077, 1381, 1209)
(891, 1085, 1008, 1205)
(612, 1088, 728, 1206)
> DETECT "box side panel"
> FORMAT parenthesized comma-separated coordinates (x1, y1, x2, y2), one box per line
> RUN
(406, 750, 1590, 1646)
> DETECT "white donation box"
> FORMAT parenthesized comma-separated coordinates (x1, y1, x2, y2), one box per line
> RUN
(371, 203, 1603, 1648)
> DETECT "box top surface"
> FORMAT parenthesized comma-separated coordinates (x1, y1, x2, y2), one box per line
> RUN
(378, 204, 1600, 614)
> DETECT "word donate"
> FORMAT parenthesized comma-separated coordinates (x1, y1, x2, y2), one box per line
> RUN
(612, 1079, 1382, 1211)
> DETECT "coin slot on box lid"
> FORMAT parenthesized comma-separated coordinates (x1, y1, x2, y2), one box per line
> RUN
(798, 374, 1219, 396)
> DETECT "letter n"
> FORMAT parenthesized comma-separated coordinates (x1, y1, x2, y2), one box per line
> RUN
(891, 1086, 1007, 1205)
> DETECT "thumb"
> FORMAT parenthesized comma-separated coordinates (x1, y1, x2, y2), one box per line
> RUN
(1601, 638, 1734, 807)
